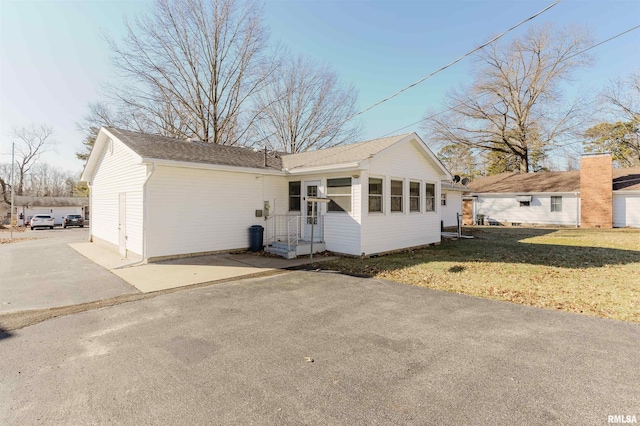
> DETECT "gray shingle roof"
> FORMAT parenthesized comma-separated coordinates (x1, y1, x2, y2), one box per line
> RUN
(14, 196, 89, 207)
(106, 128, 415, 173)
(106, 128, 282, 170)
(466, 167, 640, 193)
(281, 133, 412, 170)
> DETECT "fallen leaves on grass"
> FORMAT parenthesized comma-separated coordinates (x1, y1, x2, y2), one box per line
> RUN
(322, 228, 640, 323)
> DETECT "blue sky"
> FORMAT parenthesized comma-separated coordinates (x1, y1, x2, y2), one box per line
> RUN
(1, 0, 638, 174)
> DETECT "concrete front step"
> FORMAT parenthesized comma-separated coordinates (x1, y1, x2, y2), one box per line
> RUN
(267, 240, 327, 259)
(265, 245, 296, 259)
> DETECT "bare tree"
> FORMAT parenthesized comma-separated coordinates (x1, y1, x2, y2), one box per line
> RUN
(103, 0, 278, 145)
(582, 71, 640, 167)
(602, 71, 640, 122)
(10, 124, 58, 195)
(253, 54, 360, 153)
(423, 24, 594, 173)
(0, 163, 11, 204)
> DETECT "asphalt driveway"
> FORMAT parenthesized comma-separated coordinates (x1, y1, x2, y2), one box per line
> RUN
(0, 228, 137, 313)
(1, 271, 638, 425)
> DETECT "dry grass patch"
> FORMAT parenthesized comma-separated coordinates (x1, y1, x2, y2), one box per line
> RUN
(322, 228, 640, 323)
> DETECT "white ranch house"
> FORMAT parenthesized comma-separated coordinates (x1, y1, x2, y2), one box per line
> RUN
(12, 196, 88, 226)
(463, 155, 640, 228)
(81, 128, 456, 261)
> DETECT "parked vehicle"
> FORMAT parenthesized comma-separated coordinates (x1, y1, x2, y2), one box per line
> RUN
(63, 214, 84, 228)
(31, 214, 54, 230)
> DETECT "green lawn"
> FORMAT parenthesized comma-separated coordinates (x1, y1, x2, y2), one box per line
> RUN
(321, 228, 640, 323)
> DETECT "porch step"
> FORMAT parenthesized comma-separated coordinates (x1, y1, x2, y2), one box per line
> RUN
(265, 244, 297, 259)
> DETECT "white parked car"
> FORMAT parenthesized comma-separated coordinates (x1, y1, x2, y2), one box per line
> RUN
(30, 214, 55, 230)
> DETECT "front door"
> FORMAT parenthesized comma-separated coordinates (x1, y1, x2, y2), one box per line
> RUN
(303, 181, 322, 242)
(118, 193, 126, 257)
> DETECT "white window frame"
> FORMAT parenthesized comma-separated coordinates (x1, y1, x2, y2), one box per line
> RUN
(551, 196, 562, 212)
(441, 192, 447, 206)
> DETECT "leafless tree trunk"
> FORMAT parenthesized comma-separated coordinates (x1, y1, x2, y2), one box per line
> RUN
(253, 54, 360, 153)
(11, 124, 57, 195)
(423, 24, 593, 173)
(103, 0, 278, 145)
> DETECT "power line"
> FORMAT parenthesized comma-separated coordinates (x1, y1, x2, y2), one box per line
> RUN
(291, 0, 560, 169)
(345, 0, 560, 123)
(379, 24, 640, 139)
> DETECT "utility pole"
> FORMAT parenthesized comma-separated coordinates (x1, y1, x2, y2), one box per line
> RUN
(10, 142, 15, 240)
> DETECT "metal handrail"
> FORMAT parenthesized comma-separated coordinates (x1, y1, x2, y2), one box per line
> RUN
(266, 214, 324, 250)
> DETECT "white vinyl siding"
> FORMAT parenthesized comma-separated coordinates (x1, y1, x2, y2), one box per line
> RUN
(22, 207, 84, 226)
(361, 139, 444, 255)
(441, 191, 463, 228)
(90, 139, 146, 256)
(613, 192, 640, 228)
(292, 172, 362, 256)
(476, 194, 580, 226)
(145, 167, 287, 259)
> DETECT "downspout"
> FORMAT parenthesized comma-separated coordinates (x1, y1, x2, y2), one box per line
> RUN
(88, 182, 93, 242)
(575, 192, 580, 228)
(114, 163, 156, 269)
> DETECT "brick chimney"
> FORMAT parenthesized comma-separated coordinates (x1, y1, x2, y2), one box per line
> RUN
(580, 154, 613, 228)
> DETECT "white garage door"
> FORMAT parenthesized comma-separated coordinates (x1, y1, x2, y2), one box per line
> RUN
(613, 193, 640, 228)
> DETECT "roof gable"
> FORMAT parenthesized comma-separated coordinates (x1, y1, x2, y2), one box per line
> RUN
(281, 133, 411, 171)
(369, 134, 451, 178)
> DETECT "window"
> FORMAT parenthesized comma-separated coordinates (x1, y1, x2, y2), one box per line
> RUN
(441, 192, 447, 206)
(327, 178, 352, 213)
(391, 180, 403, 212)
(425, 183, 435, 212)
(410, 181, 420, 212)
(551, 196, 562, 212)
(369, 178, 383, 213)
(519, 201, 530, 207)
(516, 195, 532, 207)
(289, 181, 301, 211)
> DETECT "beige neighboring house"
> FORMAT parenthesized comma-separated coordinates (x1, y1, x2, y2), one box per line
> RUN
(463, 154, 640, 228)
(81, 127, 454, 261)
(12, 196, 89, 226)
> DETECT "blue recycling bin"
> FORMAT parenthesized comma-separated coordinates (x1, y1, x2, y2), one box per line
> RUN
(249, 225, 264, 252)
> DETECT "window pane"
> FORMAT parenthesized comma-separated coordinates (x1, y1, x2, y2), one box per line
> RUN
(391, 180, 403, 196)
(289, 181, 301, 196)
(369, 178, 383, 195)
(425, 198, 434, 212)
(441, 193, 447, 206)
(369, 196, 382, 213)
(289, 196, 300, 211)
(328, 185, 351, 195)
(328, 178, 352, 188)
(410, 182, 420, 196)
(391, 197, 403, 212)
(425, 183, 435, 197)
(410, 197, 419, 211)
(328, 196, 351, 212)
